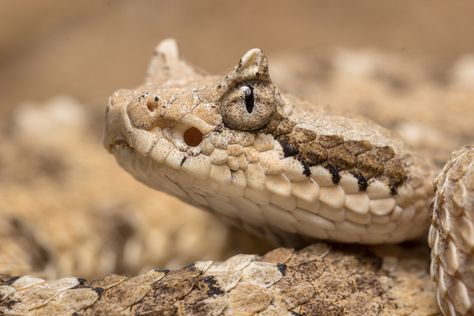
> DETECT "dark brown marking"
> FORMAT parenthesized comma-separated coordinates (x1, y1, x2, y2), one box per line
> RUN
(327, 146, 356, 170)
(373, 146, 395, 162)
(275, 119, 296, 136)
(300, 141, 328, 166)
(384, 159, 408, 194)
(277, 263, 287, 275)
(263, 117, 407, 191)
(344, 140, 372, 155)
(352, 172, 368, 191)
(262, 116, 280, 133)
(297, 155, 311, 177)
(390, 182, 399, 195)
(327, 164, 341, 184)
(277, 135, 300, 157)
(94, 287, 105, 296)
(201, 275, 224, 297)
(356, 152, 384, 178)
(288, 127, 317, 144)
(317, 135, 344, 148)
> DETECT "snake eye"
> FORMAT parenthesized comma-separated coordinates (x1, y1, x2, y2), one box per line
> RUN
(220, 81, 277, 131)
(240, 85, 255, 113)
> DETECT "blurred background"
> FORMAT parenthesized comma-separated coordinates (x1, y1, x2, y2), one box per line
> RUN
(1, 1, 474, 280)
(2, 0, 474, 117)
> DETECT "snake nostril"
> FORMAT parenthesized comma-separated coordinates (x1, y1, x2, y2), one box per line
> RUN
(183, 127, 203, 147)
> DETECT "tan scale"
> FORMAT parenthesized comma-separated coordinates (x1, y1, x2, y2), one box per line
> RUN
(429, 146, 474, 316)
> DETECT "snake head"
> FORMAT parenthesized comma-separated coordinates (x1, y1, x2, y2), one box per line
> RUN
(103, 39, 292, 159)
(103, 39, 291, 201)
(104, 38, 435, 246)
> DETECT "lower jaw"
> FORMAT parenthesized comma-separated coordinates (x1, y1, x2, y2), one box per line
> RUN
(111, 142, 430, 247)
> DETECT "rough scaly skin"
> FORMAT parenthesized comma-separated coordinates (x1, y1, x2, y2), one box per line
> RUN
(3, 40, 471, 315)
(103, 39, 435, 246)
(429, 146, 474, 315)
(0, 243, 436, 315)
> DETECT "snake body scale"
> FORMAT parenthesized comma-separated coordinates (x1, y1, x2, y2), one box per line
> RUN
(1, 39, 473, 315)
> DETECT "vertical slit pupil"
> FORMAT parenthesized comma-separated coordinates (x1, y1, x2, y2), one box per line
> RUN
(244, 85, 255, 113)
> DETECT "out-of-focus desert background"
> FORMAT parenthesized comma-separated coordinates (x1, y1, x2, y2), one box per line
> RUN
(1, 1, 474, 280)
(3, 1, 474, 117)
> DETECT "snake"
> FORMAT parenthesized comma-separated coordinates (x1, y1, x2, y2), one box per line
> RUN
(1, 39, 473, 315)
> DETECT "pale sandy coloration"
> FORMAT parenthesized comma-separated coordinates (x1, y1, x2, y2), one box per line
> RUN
(104, 39, 435, 247)
(430, 146, 474, 316)
(2, 39, 473, 315)
(1, 244, 436, 315)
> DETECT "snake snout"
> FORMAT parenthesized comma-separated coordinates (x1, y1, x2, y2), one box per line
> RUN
(127, 93, 163, 131)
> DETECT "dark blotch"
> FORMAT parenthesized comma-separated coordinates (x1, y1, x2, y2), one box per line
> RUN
(352, 172, 368, 191)
(373, 146, 395, 162)
(344, 140, 372, 155)
(317, 135, 344, 148)
(289, 127, 317, 144)
(277, 263, 287, 275)
(297, 155, 311, 177)
(299, 141, 328, 166)
(94, 287, 105, 296)
(277, 136, 299, 157)
(202, 275, 224, 297)
(327, 164, 340, 184)
(390, 182, 399, 195)
(274, 119, 296, 136)
(356, 152, 385, 179)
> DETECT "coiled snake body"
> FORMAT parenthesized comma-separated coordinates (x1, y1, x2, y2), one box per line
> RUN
(1, 39, 473, 315)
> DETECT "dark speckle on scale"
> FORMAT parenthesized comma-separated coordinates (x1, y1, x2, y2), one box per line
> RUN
(352, 172, 368, 191)
(327, 164, 340, 184)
